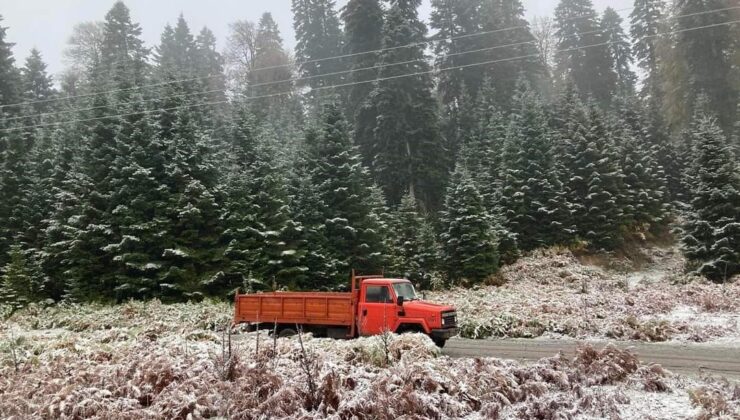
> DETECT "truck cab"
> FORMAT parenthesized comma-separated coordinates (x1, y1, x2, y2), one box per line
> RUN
(356, 277, 457, 347)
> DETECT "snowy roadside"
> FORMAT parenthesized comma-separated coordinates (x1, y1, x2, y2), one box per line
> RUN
(428, 246, 740, 346)
(1, 301, 738, 419)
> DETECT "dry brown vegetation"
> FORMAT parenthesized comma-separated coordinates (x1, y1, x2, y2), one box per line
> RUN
(430, 246, 740, 343)
(1, 300, 738, 419)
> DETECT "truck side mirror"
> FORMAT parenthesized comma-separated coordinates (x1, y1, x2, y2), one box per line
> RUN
(397, 296, 404, 306)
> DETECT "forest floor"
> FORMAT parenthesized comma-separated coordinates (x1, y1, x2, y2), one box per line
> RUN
(1, 301, 739, 419)
(429, 244, 740, 346)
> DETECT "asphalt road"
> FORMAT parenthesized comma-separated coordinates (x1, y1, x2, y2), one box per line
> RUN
(443, 338, 740, 380)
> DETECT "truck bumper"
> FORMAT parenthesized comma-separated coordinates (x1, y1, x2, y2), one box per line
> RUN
(430, 327, 458, 341)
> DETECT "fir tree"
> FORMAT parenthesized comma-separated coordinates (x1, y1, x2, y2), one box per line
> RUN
(681, 115, 740, 282)
(611, 109, 667, 231)
(388, 192, 438, 286)
(21, 48, 55, 114)
(555, 91, 624, 249)
(554, 0, 617, 105)
(341, 0, 383, 163)
(308, 102, 386, 285)
(601, 7, 636, 95)
(221, 109, 308, 291)
(673, 0, 737, 131)
(370, 0, 448, 209)
(630, 0, 665, 100)
(248, 13, 300, 123)
(0, 129, 34, 266)
(96, 1, 148, 91)
(478, 0, 544, 108)
(500, 80, 570, 250)
(440, 167, 499, 285)
(292, 0, 344, 98)
(0, 245, 45, 308)
(0, 15, 20, 109)
(431, 0, 485, 106)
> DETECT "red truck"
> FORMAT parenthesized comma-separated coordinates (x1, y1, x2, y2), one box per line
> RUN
(233, 272, 458, 347)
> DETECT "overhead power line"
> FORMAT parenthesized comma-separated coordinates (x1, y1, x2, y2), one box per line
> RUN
(4, 4, 738, 123)
(0, 5, 640, 110)
(1, 18, 738, 134)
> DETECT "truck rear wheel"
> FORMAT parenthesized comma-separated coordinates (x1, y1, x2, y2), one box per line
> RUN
(278, 327, 297, 338)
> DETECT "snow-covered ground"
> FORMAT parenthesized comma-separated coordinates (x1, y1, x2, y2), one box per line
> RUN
(1, 300, 739, 419)
(429, 246, 740, 345)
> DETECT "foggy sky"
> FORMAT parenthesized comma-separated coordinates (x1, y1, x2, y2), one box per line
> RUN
(1, 0, 632, 80)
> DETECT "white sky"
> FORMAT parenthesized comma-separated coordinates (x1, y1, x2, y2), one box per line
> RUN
(1, 0, 632, 78)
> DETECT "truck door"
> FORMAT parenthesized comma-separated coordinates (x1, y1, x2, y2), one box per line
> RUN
(359, 284, 398, 335)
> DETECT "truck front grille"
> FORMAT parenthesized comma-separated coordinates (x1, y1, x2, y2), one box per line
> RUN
(442, 311, 457, 327)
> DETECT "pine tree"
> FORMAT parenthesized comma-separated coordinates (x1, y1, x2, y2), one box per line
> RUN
(555, 90, 624, 249)
(681, 115, 739, 282)
(221, 108, 308, 291)
(20, 48, 55, 114)
(248, 13, 300, 123)
(158, 106, 223, 300)
(0, 129, 34, 266)
(0, 245, 45, 308)
(292, 0, 344, 98)
(308, 102, 386, 285)
(601, 7, 636, 95)
(370, 0, 448, 209)
(630, 0, 665, 100)
(673, 0, 737, 131)
(96, 1, 148, 91)
(440, 167, 499, 285)
(0, 15, 20, 109)
(610, 106, 667, 231)
(500, 80, 570, 250)
(106, 102, 170, 300)
(40, 126, 85, 301)
(554, 0, 617, 105)
(193, 27, 227, 105)
(341, 0, 383, 163)
(388, 192, 438, 286)
(478, 0, 545, 109)
(431, 0, 485, 106)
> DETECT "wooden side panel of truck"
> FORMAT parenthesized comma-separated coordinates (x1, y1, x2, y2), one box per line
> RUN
(234, 292, 355, 327)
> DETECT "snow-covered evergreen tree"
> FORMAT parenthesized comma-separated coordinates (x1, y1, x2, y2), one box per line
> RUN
(308, 102, 386, 286)
(220, 108, 308, 291)
(681, 115, 739, 282)
(0, 245, 45, 309)
(440, 167, 499, 285)
(388, 192, 438, 286)
(554, 89, 624, 249)
(500, 79, 570, 250)
(369, 0, 448, 209)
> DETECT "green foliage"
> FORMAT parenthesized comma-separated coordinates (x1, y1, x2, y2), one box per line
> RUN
(388, 192, 439, 287)
(440, 167, 499, 285)
(681, 115, 740, 282)
(369, 0, 448, 209)
(554, 0, 617, 105)
(0, 245, 45, 309)
(306, 102, 387, 286)
(500, 79, 570, 250)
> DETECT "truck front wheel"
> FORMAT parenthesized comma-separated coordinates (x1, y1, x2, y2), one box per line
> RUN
(432, 338, 447, 348)
(278, 327, 297, 338)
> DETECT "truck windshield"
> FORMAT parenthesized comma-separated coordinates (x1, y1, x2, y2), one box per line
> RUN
(392, 282, 418, 301)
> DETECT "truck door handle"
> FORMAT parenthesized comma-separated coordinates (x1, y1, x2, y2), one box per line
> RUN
(362, 309, 367, 316)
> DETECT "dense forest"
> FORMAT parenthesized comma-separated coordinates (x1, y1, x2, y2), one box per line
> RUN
(0, 0, 738, 306)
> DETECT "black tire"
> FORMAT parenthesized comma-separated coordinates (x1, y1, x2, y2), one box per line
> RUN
(278, 327, 297, 338)
(432, 337, 447, 348)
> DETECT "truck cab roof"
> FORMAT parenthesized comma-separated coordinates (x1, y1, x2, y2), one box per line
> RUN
(361, 278, 410, 285)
